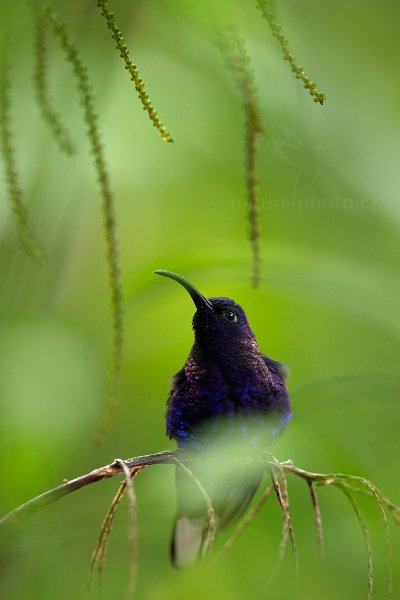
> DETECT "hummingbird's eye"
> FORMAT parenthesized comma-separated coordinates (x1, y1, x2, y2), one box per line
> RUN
(224, 310, 238, 322)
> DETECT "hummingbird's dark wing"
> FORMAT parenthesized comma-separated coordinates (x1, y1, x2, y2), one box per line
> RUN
(262, 354, 290, 381)
(166, 364, 230, 444)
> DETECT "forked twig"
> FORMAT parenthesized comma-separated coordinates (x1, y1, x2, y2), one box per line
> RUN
(118, 461, 141, 598)
(272, 471, 289, 561)
(362, 481, 393, 600)
(2, 451, 399, 535)
(89, 464, 142, 594)
(172, 457, 217, 557)
(89, 479, 127, 589)
(0, 450, 188, 530)
(336, 482, 373, 600)
(307, 480, 324, 558)
(271, 468, 299, 590)
(336, 473, 400, 528)
(1, 449, 399, 597)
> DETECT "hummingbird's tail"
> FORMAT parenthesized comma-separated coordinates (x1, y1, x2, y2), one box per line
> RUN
(171, 515, 212, 569)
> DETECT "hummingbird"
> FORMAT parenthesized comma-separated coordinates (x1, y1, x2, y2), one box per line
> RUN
(155, 270, 291, 568)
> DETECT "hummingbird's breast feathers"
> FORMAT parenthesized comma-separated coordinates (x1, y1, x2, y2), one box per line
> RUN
(166, 342, 291, 446)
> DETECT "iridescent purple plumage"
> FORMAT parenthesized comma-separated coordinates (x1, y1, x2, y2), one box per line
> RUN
(155, 272, 291, 567)
(167, 297, 291, 448)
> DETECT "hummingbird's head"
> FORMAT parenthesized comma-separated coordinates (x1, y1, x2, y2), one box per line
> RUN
(155, 270, 256, 348)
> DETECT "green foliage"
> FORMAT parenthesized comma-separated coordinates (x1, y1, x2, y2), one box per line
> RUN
(39, 2, 124, 441)
(95, 0, 173, 143)
(0, 1, 399, 599)
(33, 12, 75, 156)
(257, 0, 326, 105)
(0, 49, 45, 263)
(217, 27, 264, 287)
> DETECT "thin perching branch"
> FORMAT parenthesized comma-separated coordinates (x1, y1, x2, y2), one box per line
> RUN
(2, 450, 400, 535)
(1, 447, 400, 597)
(0, 449, 187, 529)
(0, 440, 398, 600)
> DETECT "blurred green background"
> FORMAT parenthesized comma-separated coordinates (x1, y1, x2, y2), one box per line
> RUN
(1, 0, 400, 598)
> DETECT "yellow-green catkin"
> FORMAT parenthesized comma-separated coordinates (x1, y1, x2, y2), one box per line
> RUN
(257, 0, 326, 105)
(95, 0, 173, 142)
(218, 27, 265, 287)
(0, 50, 45, 263)
(41, 4, 123, 441)
(33, 13, 75, 156)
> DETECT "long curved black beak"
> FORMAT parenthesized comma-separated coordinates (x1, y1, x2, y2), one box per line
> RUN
(155, 270, 214, 311)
